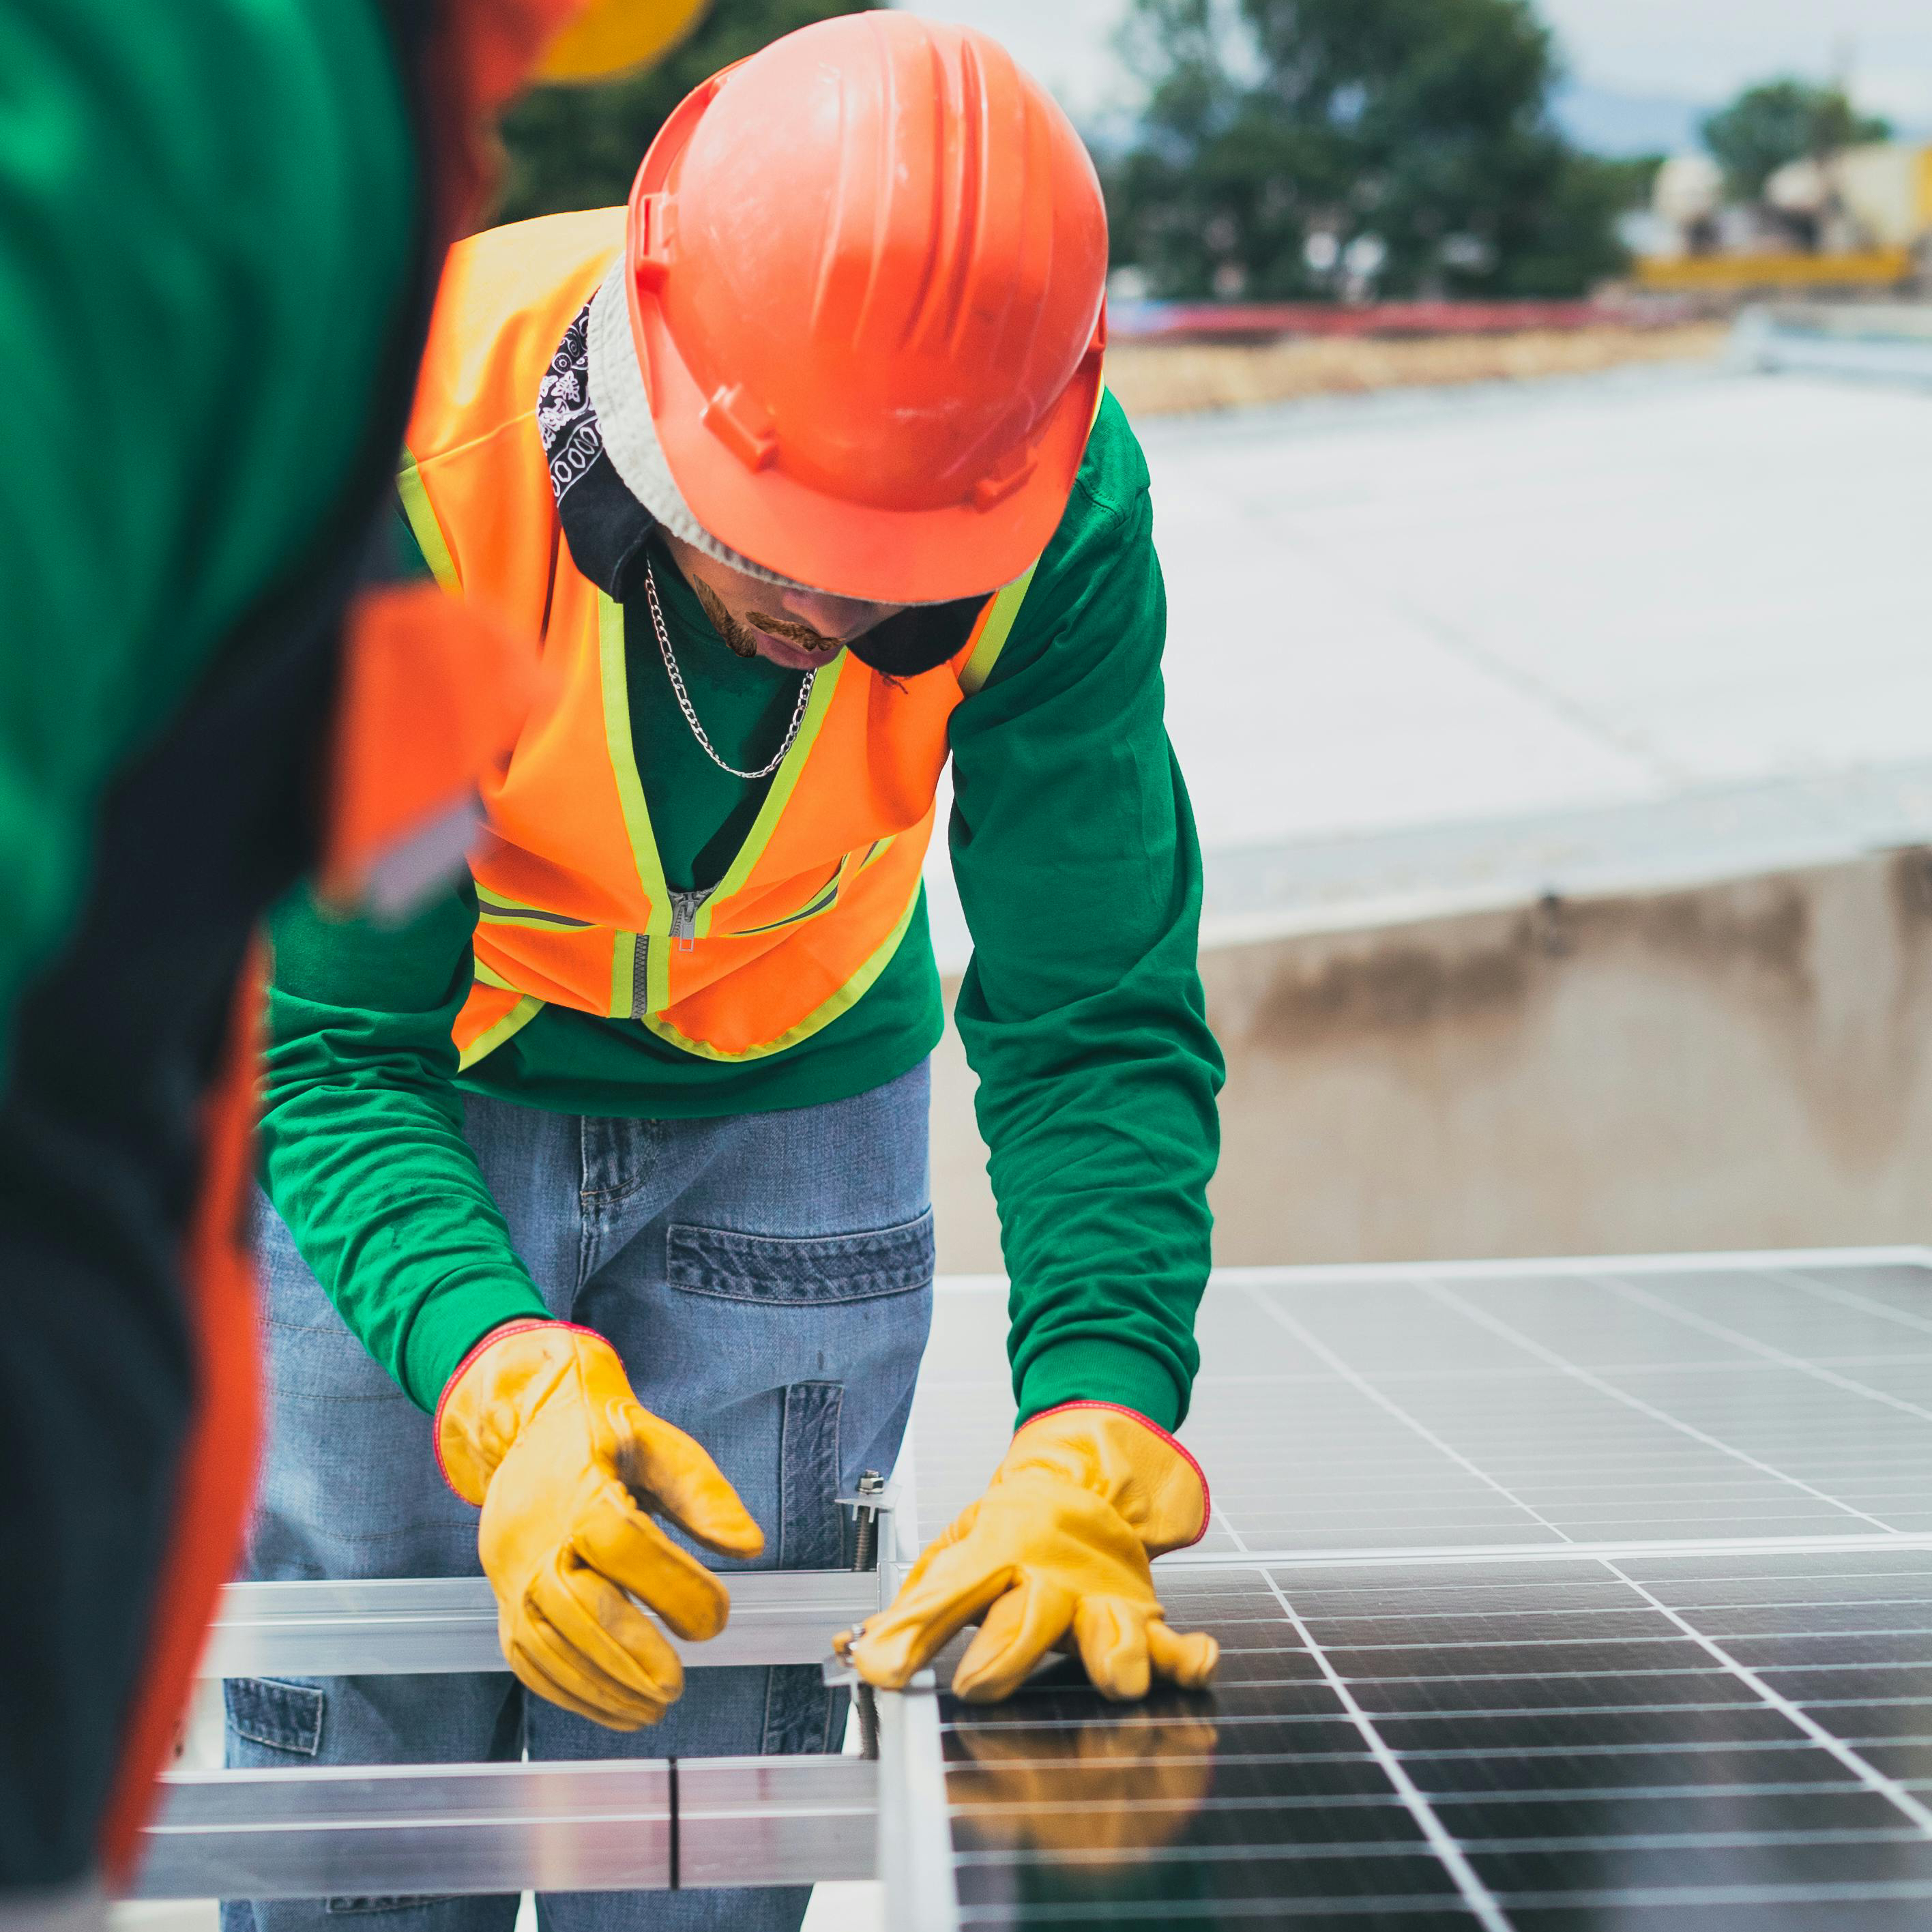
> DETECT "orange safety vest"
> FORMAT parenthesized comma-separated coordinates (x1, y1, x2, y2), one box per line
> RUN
(400, 208, 1040, 1067)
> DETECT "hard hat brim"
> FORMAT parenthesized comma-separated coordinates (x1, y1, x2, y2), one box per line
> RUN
(636, 299, 1102, 604)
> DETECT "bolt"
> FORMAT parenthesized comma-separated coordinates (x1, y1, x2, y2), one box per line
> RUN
(851, 1469, 885, 1573)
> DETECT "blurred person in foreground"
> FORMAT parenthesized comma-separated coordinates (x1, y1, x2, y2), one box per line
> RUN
(237, 12, 1223, 1931)
(0, 2, 703, 1922)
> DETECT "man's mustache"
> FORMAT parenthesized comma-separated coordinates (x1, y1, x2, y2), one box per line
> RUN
(749, 612, 847, 654)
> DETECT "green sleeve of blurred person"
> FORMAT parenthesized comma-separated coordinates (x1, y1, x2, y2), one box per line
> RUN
(0, 0, 416, 1074)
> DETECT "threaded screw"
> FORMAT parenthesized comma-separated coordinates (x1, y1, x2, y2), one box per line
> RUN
(851, 1469, 886, 1572)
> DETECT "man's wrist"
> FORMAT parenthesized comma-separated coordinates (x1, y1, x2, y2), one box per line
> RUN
(1014, 1336, 1185, 1433)
(406, 1285, 554, 1414)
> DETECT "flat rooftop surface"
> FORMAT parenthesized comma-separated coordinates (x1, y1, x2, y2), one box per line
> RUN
(928, 367, 1932, 958)
(916, 1250, 1932, 1926)
(1150, 368, 1932, 850)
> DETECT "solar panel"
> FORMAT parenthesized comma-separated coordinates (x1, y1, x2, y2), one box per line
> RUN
(126, 1250, 1932, 1920)
(916, 1253, 1932, 1928)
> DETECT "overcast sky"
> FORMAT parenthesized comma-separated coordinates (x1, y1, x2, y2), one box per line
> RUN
(907, 0, 1932, 130)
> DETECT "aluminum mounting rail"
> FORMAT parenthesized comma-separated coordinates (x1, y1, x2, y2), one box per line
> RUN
(134, 1755, 875, 1901)
(203, 1571, 879, 1678)
(143, 1489, 910, 1905)
(877, 1672, 961, 1932)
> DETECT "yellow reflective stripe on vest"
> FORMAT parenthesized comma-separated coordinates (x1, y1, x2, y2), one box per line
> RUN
(958, 561, 1039, 697)
(456, 993, 543, 1072)
(639, 883, 921, 1062)
(471, 957, 524, 993)
(596, 592, 674, 1013)
(611, 929, 640, 1019)
(397, 450, 461, 594)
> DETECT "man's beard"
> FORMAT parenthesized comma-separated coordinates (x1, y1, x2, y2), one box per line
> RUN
(689, 575, 843, 662)
(688, 576, 763, 658)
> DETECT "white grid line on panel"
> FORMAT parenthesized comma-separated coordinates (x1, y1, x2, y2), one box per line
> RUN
(1313, 1608, 1932, 1633)
(954, 1834, 1931, 1880)
(1778, 1268, 1932, 1338)
(1324, 1630, 1932, 1659)
(1202, 1246, 1932, 1289)
(1244, 1288, 1573, 1549)
(1333, 1664, 1815, 1688)
(940, 1712, 1932, 1761)
(1606, 1557, 1932, 1838)
(1314, 1689, 1932, 1725)
(1217, 1515, 1253, 1553)
(950, 1836, 1452, 1867)
(1496, 1882, 1932, 1910)
(1198, 1351, 1932, 1388)
(1256, 1573, 1517, 1932)
(958, 1898, 1486, 1926)
(1467, 1829, 1927, 1854)
(1199, 1485, 1254, 1555)
(952, 1716, 1618, 1753)
(1437, 1779, 1881, 1802)
(1600, 1274, 1932, 1427)
(1160, 1531, 1932, 1572)
(1421, 1280, 1901, 1532)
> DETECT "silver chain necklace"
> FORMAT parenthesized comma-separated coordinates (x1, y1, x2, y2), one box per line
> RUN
(644, 561, 815, 781)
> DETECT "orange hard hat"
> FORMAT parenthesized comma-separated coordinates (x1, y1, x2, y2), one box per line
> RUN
(621, 14, 1108, 604)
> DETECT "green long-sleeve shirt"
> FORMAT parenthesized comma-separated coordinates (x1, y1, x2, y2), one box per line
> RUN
(0, 0, 414, 1074)
(262, 392, 1223, 1426)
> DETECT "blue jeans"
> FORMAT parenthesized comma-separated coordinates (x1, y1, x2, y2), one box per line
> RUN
(222, 1064, 933, 1932)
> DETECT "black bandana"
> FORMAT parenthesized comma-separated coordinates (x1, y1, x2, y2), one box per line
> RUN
(538, 303, 656, 600)
(537, 306, 990, 675)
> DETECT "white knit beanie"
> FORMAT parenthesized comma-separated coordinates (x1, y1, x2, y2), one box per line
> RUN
(585, 261, 821, 594)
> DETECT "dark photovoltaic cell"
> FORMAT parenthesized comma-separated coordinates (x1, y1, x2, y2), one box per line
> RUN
(941, 1553, 1932, 1927)
(918, 1256, 1932, 1927)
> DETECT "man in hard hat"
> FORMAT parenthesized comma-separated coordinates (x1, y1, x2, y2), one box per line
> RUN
(0, 3, 703, 1922)
(239, 14, 1222, 1928)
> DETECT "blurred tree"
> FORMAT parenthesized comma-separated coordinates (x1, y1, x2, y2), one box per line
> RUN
(1699, 80, 1891, 201)
(1107, 0, 1633, 300)
(495, 0, 877, 224)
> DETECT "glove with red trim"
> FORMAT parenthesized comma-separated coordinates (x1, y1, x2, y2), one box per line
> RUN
(437, 1320, 764, 1728)
(840, 1402, 1218, 1703)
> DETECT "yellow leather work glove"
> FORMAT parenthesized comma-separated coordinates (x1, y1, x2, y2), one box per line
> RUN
(841, 1403, 1219, 1703)
(436, 1320, 764, 1728)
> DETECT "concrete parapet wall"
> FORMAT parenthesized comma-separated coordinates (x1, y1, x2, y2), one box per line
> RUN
(930, 848, 1932, 1272)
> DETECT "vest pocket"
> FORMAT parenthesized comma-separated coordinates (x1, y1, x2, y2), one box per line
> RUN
(473, 888, 594, 930)
(728, 858, 847, 937)
(665, 1210, 935, 1303)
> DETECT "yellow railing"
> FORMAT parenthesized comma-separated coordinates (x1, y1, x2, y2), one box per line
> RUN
(1635, 248, 1916, 291)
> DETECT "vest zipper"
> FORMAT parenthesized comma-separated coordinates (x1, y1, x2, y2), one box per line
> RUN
(668, 887, 712, 953)
(629, 935, 650, 1020)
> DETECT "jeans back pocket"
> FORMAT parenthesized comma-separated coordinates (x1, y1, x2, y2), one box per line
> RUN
(224, 1675, 323, 1757)
(666, 1208, 934, 1304)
